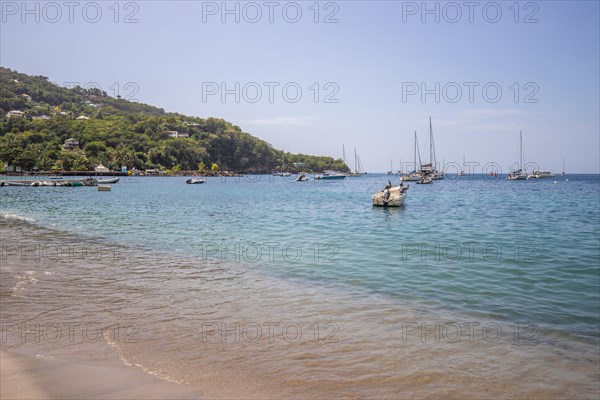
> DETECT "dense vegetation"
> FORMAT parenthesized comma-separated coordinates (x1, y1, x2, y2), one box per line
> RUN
(0, 67, 348, 174)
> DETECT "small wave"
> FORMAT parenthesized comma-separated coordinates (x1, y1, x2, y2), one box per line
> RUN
(0, 212, 36, 223)
(102, 330, 187, 385)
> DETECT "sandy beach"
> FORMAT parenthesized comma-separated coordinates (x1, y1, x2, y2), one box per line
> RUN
(0, 348, 197, 400)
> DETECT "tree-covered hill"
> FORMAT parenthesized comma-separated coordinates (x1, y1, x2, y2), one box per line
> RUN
(0, 67, 349, 174)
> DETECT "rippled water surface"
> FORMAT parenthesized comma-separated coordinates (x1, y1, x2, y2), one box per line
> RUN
(1, 174, 599, 398)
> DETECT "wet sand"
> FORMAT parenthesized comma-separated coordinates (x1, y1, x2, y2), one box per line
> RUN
(0, 348, 197, 400)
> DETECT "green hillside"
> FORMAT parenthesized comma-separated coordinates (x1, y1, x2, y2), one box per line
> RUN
(0, 67, 349, 174)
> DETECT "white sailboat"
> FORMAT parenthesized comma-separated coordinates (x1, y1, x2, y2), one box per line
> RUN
(420, 117, 444, 180)
(458, 155, 466, 176)
(348, 147, 366, 176)
(508, 131, 528, 180)
(401, 132, 423, 182)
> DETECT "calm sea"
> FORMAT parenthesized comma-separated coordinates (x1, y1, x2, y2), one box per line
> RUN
(1, 173, 599, 398)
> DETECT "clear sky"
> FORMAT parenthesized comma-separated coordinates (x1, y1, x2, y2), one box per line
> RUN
(1, 0, 599, 173)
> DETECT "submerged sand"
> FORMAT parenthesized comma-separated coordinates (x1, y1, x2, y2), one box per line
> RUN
(0, 348, 196, 400)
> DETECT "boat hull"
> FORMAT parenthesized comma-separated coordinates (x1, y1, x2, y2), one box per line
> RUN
(186, 178, 206, 184)
(401, 174, 422, 182)
(97, 177, 120, 184)
(372, 186, 408, 207)
(315, 175, 346, 180)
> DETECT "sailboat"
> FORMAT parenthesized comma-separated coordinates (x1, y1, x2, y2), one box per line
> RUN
(562, 158, 567, 176)
(420, 117, 444, 180)
(457, 155, 466, 176)
(508, 131, 528, 180)
(386, 159, 394, 175)
(348, 147, 366, 176)
(401, 132, 423, 182)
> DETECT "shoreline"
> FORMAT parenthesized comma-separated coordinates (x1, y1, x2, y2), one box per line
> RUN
(0, 347, 198, 400)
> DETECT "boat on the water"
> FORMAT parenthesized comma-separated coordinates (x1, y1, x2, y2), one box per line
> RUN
(315, 171, 347, 180)
(416, 176, 433, 184)
(1, 178, 96, 187)
(186, 178, 206, 184)
(457, 155, 466, 176)
(421, 118, 445, 180)
(508, 131, 528, 180)
(402, 132, 423, 182)
(372, 184, 409, 207)
(296, 174, 309, 182)
(528, 170, 555, 179)
(98, 185, 111, 191)
(97, 177, 120, 184)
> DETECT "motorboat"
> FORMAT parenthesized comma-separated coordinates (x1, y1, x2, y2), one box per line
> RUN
(528, 170, 555, 179)
(315, 171, 347, 180)
(97, 177, 120, 184)
(401, 172, 422, 182)
(416, 176, 433, 184)
(98, 185, 111, 191)
(372, 184, 409, 207)
(296, 174, 309, 182)
(186, 178, 206, 184)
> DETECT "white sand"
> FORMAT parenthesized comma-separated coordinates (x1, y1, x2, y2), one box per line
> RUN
(0, 348, 198, 399)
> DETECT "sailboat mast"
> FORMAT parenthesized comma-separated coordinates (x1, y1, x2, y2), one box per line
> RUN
(430, 117, 437, 169)
(415, 136, 423, 166)
(342, 144, 346, 164)
(413, 131, 417, 171)
(519, 131, 523, 171)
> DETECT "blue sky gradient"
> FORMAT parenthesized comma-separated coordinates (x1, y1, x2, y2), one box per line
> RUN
(2, 1, 599, 172)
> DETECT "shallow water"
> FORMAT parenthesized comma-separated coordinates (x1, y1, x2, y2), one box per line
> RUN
(1, 174, 599, 398)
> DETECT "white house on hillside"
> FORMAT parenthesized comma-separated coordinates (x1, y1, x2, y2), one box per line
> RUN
(167, 131, 189, 138)
(63, 138, 80, 150)
(7, 110, 24, 117)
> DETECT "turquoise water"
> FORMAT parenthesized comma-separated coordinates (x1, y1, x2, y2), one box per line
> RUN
(1, 173, 599, 397)
(2, 174, 599, 343)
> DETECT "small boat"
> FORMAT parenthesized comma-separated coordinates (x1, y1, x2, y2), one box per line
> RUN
(98, 185, 111, 191)
(528, 170, 555, 179)
(416, 177, 433, 184)
(97, 177, 120, 184)
(372, 184, 409, 207)
(315, 171, 347, 180)
(6, 181, 33, 186)
(401, 172, 422, 182)
(296, 174, 309, 182)
(186, 178, 206, 184)
(508, 131, 528, 180)
(420, 118, 445, 180)
(402, 132, 423, 182)
(458, 155, 466, 176)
